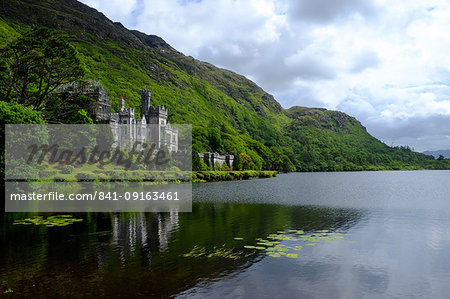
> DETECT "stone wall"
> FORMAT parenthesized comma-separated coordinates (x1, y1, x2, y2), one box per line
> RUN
(199, 152, 234, 169)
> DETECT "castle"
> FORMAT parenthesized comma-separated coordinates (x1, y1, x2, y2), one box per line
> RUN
(58, 82, 235, 168)
(56, 82, 178, 152)
(198, 152, 234, 169)
(109, 89, 178, 152)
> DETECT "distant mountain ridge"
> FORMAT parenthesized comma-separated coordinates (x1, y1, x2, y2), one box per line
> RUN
(1, 0, 449, 171)
(423, 150, 450, 159)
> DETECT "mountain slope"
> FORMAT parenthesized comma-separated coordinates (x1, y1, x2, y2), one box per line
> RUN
(1, 0, 448, 171)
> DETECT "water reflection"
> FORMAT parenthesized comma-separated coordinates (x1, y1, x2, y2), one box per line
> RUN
(0, 203, 365, 297)
(110, 210, 179, 255)
(2, 171, 450, 298)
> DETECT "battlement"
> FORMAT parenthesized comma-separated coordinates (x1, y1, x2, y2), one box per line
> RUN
(150, 105, 168, 116)
(119, 107, 134, 116)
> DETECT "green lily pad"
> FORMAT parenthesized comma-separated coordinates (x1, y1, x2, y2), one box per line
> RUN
(234, 237, 244, 240)
(286, 253, 298, 258)
(274, 247, 290, 252)
(306, 243, 318, 246)
(13, 215, 83, 227)
(268, 253, 281, 257)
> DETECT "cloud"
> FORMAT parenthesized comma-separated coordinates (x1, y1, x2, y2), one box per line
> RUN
(81, 0, 139, 23)
(364, 114, 450, 151)
(288, 0, 379, 23)
(350, 51, 380, 73)
(79, 0, 450, 151)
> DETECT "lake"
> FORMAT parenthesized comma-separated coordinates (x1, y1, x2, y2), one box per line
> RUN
(1, 170, 450, 298)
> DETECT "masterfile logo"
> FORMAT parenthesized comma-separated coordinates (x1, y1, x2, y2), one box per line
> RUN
(4, 124, 192, 212)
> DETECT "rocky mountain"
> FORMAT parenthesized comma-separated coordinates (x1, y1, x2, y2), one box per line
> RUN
(1, 0, 447, 171)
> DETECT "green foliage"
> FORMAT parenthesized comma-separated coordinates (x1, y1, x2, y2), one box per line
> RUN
(13, 215, 83, 227)
(0, 101, 46, 179)
(41, 93, 95, 124)
(60, 165, 74, 174)
(0, 27, 84, 108)
(192, 170, 277, 182)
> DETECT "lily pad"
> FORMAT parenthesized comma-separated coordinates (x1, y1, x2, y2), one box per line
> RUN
(257, 242, 273, 246)
(13, 215, 83, 227)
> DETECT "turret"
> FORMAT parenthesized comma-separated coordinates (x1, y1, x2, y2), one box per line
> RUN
(141, 89, 151, 122)
(119, 96, 125, 112)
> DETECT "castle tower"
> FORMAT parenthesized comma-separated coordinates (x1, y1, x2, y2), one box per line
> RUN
(149, 105, 168, 149)
(141, 89, 151, 122)
(119, 96, 125, 112)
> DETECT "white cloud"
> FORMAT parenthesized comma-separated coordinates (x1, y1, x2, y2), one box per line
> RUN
(80, 0, 450, 151)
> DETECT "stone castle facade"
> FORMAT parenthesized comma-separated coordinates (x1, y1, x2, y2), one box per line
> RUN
(58, 82, 236, 168)
(198, 152, 234, 169)
(109, 89, 178, 152)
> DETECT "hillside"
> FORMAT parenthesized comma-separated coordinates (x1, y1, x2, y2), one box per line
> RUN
(1, 0, 448, 171)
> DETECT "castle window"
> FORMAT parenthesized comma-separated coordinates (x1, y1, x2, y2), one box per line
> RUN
(123, 120, 127, 124)
(161, 120, 165, 125)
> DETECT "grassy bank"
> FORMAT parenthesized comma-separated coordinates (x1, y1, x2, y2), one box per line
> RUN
(192, 171, 277, 182)
(27, 162, 277, 183)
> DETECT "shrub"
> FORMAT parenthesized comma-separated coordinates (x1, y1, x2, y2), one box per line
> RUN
(60, 165, 75, 174)
(39, 169, 58, 178)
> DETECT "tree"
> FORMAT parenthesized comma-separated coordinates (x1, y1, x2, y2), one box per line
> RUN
(41, 92, 95, 124)
(0, 27, 84, 109)
(0, 101, 46, 180)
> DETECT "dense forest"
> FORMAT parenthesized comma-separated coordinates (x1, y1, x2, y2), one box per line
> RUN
(1, 0, 449, 172)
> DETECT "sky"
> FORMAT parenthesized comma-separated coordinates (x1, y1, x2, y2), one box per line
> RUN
(80, 0, 450, 152)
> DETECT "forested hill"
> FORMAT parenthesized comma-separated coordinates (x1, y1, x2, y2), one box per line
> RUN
(1, 0, 448, 171)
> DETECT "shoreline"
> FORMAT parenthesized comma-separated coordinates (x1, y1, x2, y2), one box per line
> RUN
(192, 171, 277, 182)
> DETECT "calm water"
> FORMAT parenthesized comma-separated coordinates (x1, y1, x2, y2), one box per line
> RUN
(1, 171, 450, 298)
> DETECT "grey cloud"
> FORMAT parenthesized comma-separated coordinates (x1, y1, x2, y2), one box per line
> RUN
(288, 54, 337, 80)
(288, 0, 379, 23)
(351, 51, 380, 73)
(336, 95, 375, 119)
(364, 114, 450, 151)
(273, 87, 325, 109)
(196, 27, 336, 93)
